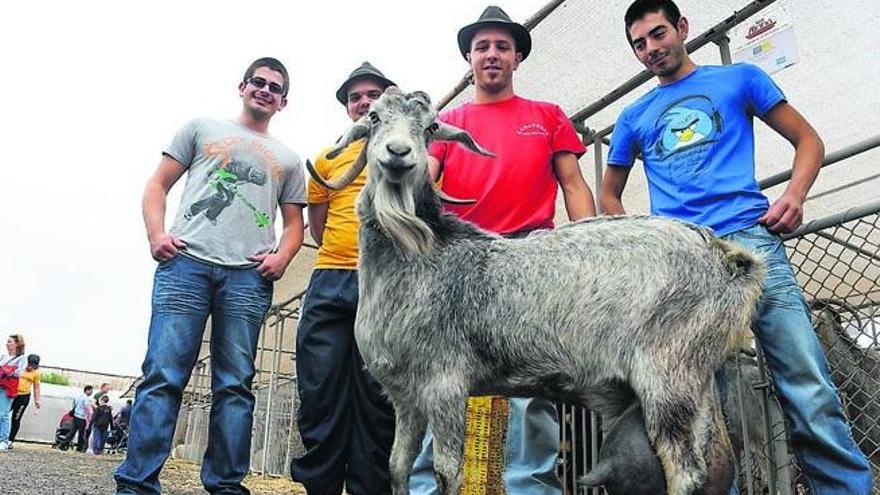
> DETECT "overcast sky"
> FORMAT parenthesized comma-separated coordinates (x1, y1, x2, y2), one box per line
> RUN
(0, 0, 547, 376)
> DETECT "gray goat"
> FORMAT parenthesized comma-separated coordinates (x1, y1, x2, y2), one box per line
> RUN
(306, 87, 766, 495)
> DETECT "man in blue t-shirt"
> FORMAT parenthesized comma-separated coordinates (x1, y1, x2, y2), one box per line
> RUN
(61, 385, 93, 452)
(600, 1, 872, 493)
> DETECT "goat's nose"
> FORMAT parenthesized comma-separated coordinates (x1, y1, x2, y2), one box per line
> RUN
(386, 141, 411, 157)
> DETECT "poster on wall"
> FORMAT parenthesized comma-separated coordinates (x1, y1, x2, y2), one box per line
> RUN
(730, 2, 799, 74)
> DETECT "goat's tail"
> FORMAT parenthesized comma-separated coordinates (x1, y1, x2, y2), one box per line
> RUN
(714, 237, 766, 353)
(715, 238, 764, 281)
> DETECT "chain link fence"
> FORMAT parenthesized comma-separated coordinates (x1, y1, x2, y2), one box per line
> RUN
(792, 203, 880, 493)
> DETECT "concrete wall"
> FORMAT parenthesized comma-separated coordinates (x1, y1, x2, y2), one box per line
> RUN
(12, 383, 128, 444)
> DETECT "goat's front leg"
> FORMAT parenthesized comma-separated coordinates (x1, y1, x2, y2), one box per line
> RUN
(424, 378, 468, 495)
(389, 403, 427, 495)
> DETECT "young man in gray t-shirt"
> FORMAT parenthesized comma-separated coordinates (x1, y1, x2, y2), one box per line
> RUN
(115, 57, 306, 495)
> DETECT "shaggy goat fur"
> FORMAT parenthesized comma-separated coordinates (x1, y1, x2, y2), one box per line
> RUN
(307, 87, 766, 495)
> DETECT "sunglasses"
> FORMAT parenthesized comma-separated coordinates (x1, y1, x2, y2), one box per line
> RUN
(247, 76, 285, 96)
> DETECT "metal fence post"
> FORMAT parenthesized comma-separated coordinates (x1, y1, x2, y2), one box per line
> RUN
(262, 306, 282, 475)
(587, 409, 598, 495)
(716, 33, 732, 65)
(254, 316, 269, 473)
(754, 344, 793, 495)
(732, 352, 756, 494)
(592, 130, 604, 215)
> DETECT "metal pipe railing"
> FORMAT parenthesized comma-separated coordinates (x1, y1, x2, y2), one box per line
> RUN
(782, 199, 880, 241)
(760, 134, 880, 189)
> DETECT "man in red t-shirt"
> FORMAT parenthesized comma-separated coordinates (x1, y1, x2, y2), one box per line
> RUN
(411, 6, 596, 494)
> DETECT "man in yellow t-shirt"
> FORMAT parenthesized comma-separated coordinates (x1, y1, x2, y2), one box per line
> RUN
(290, 62, 397, 495)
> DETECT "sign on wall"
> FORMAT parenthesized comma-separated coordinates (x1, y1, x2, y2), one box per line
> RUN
(730, 2, 799, 74)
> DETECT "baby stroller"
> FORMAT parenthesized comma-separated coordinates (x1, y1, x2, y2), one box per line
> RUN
(105, 419, 128, 455)
(52, 411, 75, 450)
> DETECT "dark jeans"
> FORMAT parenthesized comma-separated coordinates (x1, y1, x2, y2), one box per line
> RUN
(9, 393, 30, 442)
(290, 269, 396, 495)
(115, 255, 273, 495)
(62, 417, 87, 452)
(91, 424, 108, 454)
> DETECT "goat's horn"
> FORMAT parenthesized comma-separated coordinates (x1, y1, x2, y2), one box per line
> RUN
(306, 141, 369, 190)
(432, 184, 477, 205)
(326, 117, 371, 160)
(432, 121, 495, 157)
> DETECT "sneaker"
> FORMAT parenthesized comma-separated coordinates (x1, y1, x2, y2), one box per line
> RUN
(0, 441, 9, 451)
(6, 442, 11, 450)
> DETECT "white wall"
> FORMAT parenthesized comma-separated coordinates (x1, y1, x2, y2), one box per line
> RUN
(14, 383, 129, 444)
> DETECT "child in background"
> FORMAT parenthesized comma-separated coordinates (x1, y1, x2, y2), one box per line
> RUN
(9, 354, 41, 446)
(90, 394, 113, 455)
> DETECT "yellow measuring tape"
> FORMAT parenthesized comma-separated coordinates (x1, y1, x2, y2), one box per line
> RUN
(461, 396, 509, 494)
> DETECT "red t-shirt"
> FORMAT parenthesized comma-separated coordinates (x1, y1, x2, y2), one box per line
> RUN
(430, 96, 585, 235)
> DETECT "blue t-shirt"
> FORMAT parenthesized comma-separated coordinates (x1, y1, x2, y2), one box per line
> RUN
(73, 393, 91, 419)
(608, 64, 785, 236)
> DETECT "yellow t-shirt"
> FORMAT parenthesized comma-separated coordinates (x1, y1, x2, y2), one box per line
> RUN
(17, 368, 39, 395)
(309, 140, 367, 270)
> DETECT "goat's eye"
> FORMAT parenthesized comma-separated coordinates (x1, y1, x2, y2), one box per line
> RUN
(426, 123, 439, 135)
(369, 111, 380, 125)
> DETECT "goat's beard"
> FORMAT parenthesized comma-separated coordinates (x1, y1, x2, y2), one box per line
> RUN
(371, 178, 435, 256)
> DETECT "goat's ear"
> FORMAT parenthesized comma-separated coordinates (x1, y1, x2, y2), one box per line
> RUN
(326, 117, 371, 160)
(432, 121, 495, 157)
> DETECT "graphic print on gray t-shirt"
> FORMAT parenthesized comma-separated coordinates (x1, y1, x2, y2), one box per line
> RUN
(165, 118, 306, 267)
(185, 158, 270, 227)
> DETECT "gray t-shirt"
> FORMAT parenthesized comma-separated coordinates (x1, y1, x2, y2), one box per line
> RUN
(165, 118, 306, 267)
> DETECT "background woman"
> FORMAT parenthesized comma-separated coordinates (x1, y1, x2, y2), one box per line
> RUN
(0, 334, 27, 450)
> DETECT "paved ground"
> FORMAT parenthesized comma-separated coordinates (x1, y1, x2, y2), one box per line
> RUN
(0, 443, 306, 495)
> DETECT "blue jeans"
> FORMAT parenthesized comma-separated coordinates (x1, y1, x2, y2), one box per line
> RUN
(410, 397, 562, 494)
(0, 392, 12, 443)
(115, 255, 272, 495)
(92, 424, 108, 454)
(290, 269, 396, 495)
(723, 224, 872, 494)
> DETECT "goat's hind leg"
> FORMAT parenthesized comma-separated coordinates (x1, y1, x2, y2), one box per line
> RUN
(389, 403, 428, 495)
(641, 385, 713, 495)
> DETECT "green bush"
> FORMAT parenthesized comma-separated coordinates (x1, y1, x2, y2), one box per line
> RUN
(41, 372, 70, 386)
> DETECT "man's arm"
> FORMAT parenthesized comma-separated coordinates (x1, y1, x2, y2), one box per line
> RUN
(758, 102, 824, 233)
(553, 152, 596, 221)
(143, 155, 188, 261)
(598, 165, 632, 215)
(308, 202, 329, 246)
(249, 203, 304, 280)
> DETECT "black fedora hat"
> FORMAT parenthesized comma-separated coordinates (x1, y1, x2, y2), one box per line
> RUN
(457, 5, 532, 61)
(335, 61, 396, 106)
